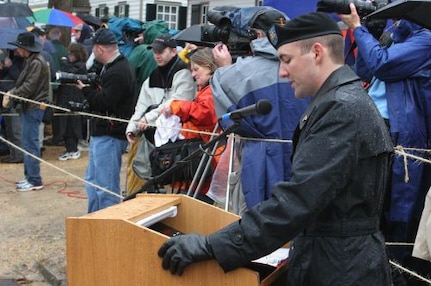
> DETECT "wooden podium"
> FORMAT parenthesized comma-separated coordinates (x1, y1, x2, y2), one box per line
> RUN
(66, 194, 288, 286)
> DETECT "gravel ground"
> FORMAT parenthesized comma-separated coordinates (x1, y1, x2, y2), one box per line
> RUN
(0, 146, 129, 285)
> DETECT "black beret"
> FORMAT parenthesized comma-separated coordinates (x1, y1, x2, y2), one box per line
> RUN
(267, 12, 342, 49)
(92, 28, 117, 45)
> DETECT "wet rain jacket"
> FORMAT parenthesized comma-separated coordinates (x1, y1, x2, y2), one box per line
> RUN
(211, 37, 309, 208)
(209, 66, 394, 285)
(354, 20, 431, 223)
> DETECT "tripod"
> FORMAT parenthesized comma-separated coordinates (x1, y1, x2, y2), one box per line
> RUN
(123, 120, 241, 201)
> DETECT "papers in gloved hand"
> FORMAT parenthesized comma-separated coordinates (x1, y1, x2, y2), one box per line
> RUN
(252, 248, 290, 267)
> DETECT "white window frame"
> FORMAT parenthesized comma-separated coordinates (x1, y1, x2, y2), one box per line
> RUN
(157, 4, 178, 30)
(118, 2, 127, 18)
(201, 4, 209, 24)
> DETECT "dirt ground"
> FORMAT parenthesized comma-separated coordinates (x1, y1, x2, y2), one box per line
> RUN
(0, 145, 129, 285)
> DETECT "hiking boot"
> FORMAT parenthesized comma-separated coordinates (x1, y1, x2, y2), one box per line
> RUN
(16, 182, 44, 192)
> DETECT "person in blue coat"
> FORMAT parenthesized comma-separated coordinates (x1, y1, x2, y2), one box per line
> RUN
(210, 6, 309, 210)
(340, 3, 431, 279)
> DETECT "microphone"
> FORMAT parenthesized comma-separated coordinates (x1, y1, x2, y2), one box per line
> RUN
(221, 99, 272, 121)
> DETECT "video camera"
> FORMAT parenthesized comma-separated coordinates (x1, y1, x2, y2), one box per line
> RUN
(317, 0, 389, 40)
(317, 0, 388, 17)
(202, 7, 256, 58)
(55, 71, 99, 85)
(175, 6, 285, 60)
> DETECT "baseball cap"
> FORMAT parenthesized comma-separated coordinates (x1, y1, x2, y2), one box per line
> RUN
(92, 28, 117, 45)
(31, 27, 47, 36)
(147, 33, 177, 51)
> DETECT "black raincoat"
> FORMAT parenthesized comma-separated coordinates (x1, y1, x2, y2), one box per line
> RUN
(209, 65, 394, 285)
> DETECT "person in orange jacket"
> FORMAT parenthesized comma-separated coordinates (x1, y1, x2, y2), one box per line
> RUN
(160, 47, 220, 202)
(160, 47, 218, 143)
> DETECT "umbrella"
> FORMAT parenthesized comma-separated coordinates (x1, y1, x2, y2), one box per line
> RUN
(0, 27, 27, 49)
(365, 0, 431, 30)
(172, 25, 218, 47)
(0, 16, 32, 29)
(32, 8, 84, 27)
(0, 2, 34, 17)
(77, 13, 102, 27)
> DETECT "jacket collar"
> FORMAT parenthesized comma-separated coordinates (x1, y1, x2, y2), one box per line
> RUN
(299, 65, 359, 129)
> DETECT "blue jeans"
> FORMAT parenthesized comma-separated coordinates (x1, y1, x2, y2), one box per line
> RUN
(21, 109, 44, 186)
(86, 135, 127, 213)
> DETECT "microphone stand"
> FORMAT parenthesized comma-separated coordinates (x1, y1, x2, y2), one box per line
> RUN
(123, 120, 241, 201)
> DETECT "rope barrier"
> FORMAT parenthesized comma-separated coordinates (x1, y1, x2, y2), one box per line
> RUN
(389, 260, 431, 284)
(0, 136, 123, 200)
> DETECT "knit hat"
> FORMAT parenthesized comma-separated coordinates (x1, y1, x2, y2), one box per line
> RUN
(92, 28, 117, 45)
(267, 12, 342, 49)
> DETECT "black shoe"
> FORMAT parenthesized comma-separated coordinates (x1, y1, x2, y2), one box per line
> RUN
(1, 157, 23, 163)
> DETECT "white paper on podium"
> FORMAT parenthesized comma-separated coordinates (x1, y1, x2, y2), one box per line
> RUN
(135, 206, 178, 227)
(252, 248, 290, 267)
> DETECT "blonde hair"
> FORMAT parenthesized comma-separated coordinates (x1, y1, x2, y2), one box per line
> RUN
(189, 48, 218, 75)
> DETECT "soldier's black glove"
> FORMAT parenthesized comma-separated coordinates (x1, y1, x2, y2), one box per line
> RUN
(158, 233, 214, 275)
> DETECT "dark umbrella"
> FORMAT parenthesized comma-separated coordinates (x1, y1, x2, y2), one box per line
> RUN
(0, 27, 27, 49)
(365, 0, 431, 30)
(0, 2, 33, 17)
(0, 16, 32, 29)
(76, 13, 102, 27)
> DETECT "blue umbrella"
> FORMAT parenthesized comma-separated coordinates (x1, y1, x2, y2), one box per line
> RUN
(0, 27, 27, 49)
(0, 16, 32, 29)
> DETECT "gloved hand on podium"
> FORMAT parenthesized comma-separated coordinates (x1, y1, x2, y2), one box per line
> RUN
(158, 233, 214, 275)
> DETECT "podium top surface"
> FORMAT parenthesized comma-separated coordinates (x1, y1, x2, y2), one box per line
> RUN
(74, 195, 182, 222)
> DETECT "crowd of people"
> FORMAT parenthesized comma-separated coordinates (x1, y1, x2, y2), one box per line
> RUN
(1, 4, 431, 285)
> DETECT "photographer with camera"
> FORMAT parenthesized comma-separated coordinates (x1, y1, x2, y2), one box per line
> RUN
(76, 28, 137, 213)
(339, 4, 431, 283)
(209, 6, 309, 213)
(56, 43, 88, 161)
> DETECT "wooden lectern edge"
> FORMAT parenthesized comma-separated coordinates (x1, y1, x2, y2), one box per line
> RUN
(66, 194, 287, 285)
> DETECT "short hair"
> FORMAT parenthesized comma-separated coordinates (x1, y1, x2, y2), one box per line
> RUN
(189, 48, 218, 75)
(68, 43, 88, 62)
(49, 28, 62, 40)
(298, 34, 344, 64)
